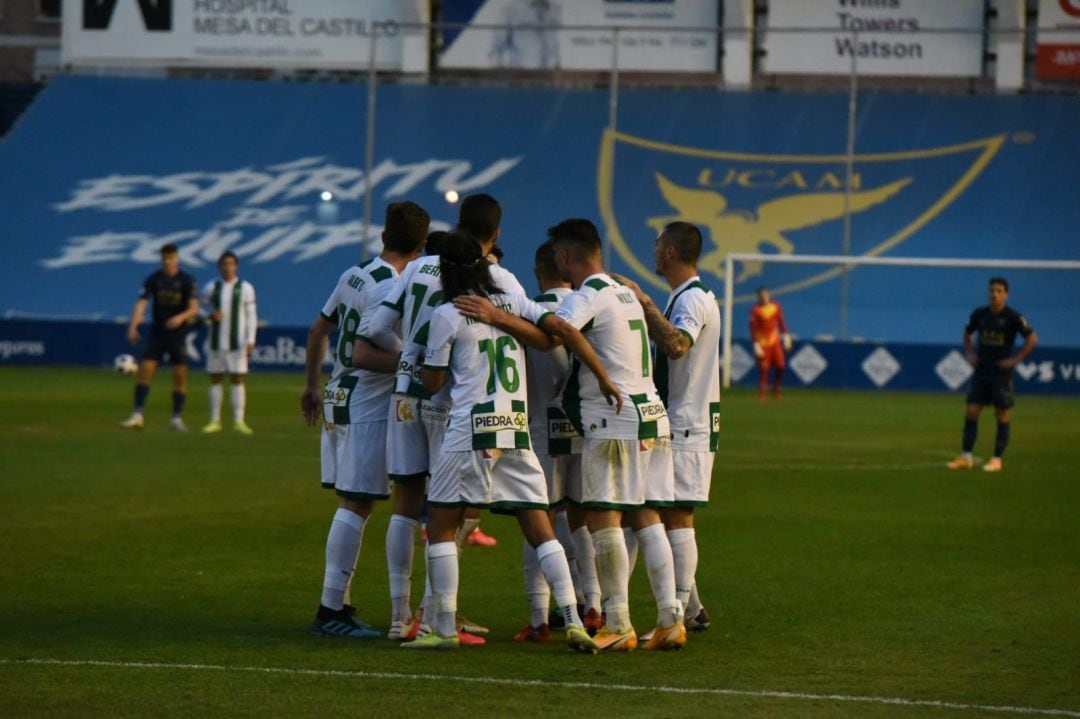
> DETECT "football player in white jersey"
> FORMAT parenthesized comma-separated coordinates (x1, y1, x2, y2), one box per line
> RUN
(614, 221, 721, 635)
(457, 219, 685, 652)
(300, 201, 429, 638)
(549, 219, 684, 651)
(515, 240, 601, 642)
(402, 233, 618, 652)
(201, 251, 257, 435)
(364, 195, 525, 641)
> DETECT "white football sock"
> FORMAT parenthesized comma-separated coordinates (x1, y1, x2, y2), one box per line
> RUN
(635, 522, 681, 627)
(571, 526, 601, 612)
(522, 540, 550, 627)
(230, 383, 246, 423)
(455, 516, 481, 550)
(321, 508, 365, 611)
(591, 527, 631, 633)
(386, 515, 419, 622)
(624, 526, 639, 576)
(554, 511, 583, 604)
(209, 384, 223, 423)
(536, 539, 582, 629)
(427, 541, 459, 638)
(666, 528, 698, 613)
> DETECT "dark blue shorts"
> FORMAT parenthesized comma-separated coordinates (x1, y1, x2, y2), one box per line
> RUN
(142, 329, 188, 365)
(966, 370, 1014, 410)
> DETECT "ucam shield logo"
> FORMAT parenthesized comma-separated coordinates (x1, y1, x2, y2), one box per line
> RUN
(598, 129, 1005, 301)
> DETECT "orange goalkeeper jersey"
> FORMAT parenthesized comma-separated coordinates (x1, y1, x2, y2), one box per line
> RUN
(749, 301, 788, 348)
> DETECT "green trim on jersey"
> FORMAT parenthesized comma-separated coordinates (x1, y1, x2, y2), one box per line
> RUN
(414, 321, 430, 347)
(536, 311, 554, 328)
(680, 329, 695, 347)
(580, 317, 594, 333)
(357, 258, 375, 270)
(533, 293, 560, 303)
(469, 400, 529, 451)
(209, 280, 222, 351)
(423, 363, 450, 371)
(547, 405, 581, 455)
(630, 393, 663, 439)
(331, 374, 359, 425)
(320, 309, 337, 323)
(709, 401, 721, 452)
(229, 281, 241, 350)
(381, 297, 403, 313)
(562, 357, 584, 436)
(585, 278, 610, 292)
(370, 266, 393, 283)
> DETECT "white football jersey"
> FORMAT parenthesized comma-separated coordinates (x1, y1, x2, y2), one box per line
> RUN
(554, 273, 669, 441)
(425, 293, 551, 452)
(656, 276, 722, 451)
(319, 257, 399, 425)
(202, 278, 257, 351)
(525, 287, 580, 455)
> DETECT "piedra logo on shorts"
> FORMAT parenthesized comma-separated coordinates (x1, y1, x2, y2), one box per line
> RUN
(598, 130, 1006, 303)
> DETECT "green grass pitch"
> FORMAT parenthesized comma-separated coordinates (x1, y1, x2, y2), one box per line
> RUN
(1, 366, 1078, 718)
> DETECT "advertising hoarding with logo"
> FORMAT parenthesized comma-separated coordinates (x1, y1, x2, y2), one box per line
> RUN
(439, 0, 718, 72)
(763, 0, 985, 77)
(61, 0, 429, 72)
(1037, 0, 1080, 79)
(1, 76, 1078, 350)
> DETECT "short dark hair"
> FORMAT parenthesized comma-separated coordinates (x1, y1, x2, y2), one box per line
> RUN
(160, 243, 179, 256)
(989, 276, 1009, 292)
(534, 240, 560, 281)
(218, 250, 238, 265)
(383, 201, 430, 254)
(660, 222, 703, 264)
(488, 244, 504, 262)
(457, 194, 501, 241)
(425, 230, 449, 256)
(438, 232, 504, 302)
(547, 218, 602, 260)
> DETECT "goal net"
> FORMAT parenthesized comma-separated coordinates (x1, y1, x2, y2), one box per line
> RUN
(719, 253, 1080, 388)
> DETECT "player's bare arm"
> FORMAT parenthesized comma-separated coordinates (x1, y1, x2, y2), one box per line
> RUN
(999, 330, 1038, 369)
(537, 314, 624, 414)
(452, 295, 557, 351)
(351, 338, 400, 374)
(301, 316, 334, 426)
(365, 301, 403, 353)
(611, 272, 689, 359)
(127, 298, 148, 345)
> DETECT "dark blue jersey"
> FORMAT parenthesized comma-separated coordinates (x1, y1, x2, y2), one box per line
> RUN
(139, 270, 197, 330)
(965, 305, 1033, 372)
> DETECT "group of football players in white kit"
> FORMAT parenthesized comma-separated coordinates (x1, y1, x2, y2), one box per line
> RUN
(301, 194, 720, 653)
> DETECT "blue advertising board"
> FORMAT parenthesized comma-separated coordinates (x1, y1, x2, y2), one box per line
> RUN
(0, 75, 1078, 349)
(3, 319, 1077, 396)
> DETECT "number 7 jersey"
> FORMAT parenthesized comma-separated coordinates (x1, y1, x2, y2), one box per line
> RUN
(554, 273, 668, 441)
(425, 293, 552, 452)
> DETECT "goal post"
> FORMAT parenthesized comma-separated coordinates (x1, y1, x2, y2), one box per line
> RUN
(721, 253, 1080, 388)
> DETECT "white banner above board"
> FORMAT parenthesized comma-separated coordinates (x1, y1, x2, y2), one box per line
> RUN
(62, 0, 429, 72)
(763, 0, 985, 77)
(439, 0, 718, 72)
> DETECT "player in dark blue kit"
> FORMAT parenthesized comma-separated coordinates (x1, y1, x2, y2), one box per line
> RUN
(947, 277, 1037, 473)
(121, 244, 200, 430)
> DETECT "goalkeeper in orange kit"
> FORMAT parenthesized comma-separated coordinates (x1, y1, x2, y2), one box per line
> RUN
(749, 287, 792, 400)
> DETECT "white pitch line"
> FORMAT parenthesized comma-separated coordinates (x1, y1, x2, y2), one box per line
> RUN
(2, 658, 1078, 718)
